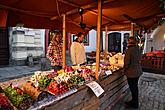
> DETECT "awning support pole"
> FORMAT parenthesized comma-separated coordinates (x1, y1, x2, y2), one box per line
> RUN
(95, 0, 102, 80)
(131, 22, 135, 37)
(62, 14, 66, 68)
(105, 26, 108, 52)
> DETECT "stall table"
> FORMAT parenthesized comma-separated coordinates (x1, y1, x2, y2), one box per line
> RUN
(0, 69, 128, 110)
(40, 70, 128, 110)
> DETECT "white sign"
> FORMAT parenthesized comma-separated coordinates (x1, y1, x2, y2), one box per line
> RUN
(105, 70, 112, 75)
(86, 81, 104, 97)
(25, 30, 35, 36)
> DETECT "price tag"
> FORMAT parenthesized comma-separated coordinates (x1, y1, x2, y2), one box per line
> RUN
(86, 81, 104, 97)
(105, 70, 112, 75)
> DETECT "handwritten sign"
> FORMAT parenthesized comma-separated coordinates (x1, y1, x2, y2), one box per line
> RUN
(105, 70, 112, 75)
(86, 81, 104, 97)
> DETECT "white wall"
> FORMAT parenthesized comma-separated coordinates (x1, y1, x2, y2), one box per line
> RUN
(151, 24, 165, 50)
(85, 30, 131, 53)
(71, 30, 131, 53)
(40, 29, 45, 54)
(103, 31, 131, 53)
(84, 29, 97, 52)
(10, 28, 44, 61)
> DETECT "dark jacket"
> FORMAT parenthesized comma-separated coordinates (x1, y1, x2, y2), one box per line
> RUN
(124, 45, 142, 78)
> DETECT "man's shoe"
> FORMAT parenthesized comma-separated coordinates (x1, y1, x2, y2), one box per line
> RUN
(125, 101, 139, 109)
(124, 101, 132, 106)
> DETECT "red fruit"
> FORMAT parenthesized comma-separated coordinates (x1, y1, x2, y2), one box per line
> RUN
(0, 94, 11, 107)
(16, 88, 24, 95)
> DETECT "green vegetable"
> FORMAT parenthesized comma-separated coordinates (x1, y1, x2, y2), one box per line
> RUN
(23, 94, 31, 100)
(38, 77, 53, 90)
(4, 86, 31, 108)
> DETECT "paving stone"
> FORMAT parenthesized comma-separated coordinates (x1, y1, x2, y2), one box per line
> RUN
(111, 72, 165, 110)
(158, 103, 164, 110)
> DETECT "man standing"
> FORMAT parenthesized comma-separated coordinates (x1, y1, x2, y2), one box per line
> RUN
(124, 37, 142, 109)
(70, 32, 86, 66)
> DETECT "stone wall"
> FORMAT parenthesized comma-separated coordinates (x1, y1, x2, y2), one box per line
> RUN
(9, 28, 44, 65)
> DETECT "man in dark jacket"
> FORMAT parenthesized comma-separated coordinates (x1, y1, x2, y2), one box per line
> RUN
(124, 37, 142, 109)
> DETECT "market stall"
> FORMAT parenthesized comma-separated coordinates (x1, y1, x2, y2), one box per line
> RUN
(32, 70, 127, 110)
(1, 0, 165, 109)
(0, 51, 126, 110)
(0, 68, 127, 110)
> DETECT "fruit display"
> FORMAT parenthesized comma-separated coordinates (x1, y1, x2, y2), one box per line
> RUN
(47, 71, 58, 78)
(38, 76, 54, 90)
(54, 72, 72, 83)
(109, 56, 117, 65)
(0, 87, 14, 110)
(0, 55, 125, 110)
(0, 94, 14, 110)
(47, 81, 69, 95)
(23, 81, 48, 101)
(68, 75, 85, 85)
(105, 65, 120, 72)
(30, 71, 49, 86)
(109, 53, 124, 66)
(77, 68, 95, 81)
(4, 86, 33, 110)
(64, 66, 74, 73)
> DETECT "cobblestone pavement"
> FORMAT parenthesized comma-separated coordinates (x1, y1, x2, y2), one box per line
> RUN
(111, 72, 165, 110)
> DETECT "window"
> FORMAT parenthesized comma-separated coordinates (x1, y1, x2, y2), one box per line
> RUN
(72, 34, 89, 46)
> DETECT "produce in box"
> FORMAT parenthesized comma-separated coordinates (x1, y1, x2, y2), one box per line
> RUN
(30, 71, 49, 85)
(67, 75, 85, 85)
(64, 66, 74, 73)
(4, 86, 33, 110)
(47, 81, 69, 95)
(23, 81, 48, 101)
(0, 86, 14, 110)
(38, 76, 54, 90)
(0, 93, 14, 110)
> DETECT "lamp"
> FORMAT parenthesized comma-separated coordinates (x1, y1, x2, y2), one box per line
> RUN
(78, 8, 84, 15)
(79, 22, 86, 30)
(78, 8, 86, 30)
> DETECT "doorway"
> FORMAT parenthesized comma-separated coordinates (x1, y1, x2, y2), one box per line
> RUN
(108, 32, 121, 52)
(0, 28, 9, 65)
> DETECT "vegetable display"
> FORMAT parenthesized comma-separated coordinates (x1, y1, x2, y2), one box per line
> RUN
(67, 75, 85, 85)
(23, 81, 48, 101)
(0, 93, 14, 110)
(1, 58, 123, 110)
(38, 76, 54, 90)
(5, 86, 33, 110)
(47, 81, 69, 95)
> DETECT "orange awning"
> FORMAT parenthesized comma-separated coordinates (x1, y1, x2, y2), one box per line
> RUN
(0, 0, 164, 33)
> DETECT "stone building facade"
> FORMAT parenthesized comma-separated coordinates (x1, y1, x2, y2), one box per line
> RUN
(9, 27, 44, 65)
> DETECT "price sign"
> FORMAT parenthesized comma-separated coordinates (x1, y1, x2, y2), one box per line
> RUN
(105, 70, 112, 75)
(86, 81, 104, 97)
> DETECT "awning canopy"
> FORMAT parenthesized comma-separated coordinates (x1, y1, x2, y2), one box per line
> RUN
(0, 0, 164, 33)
